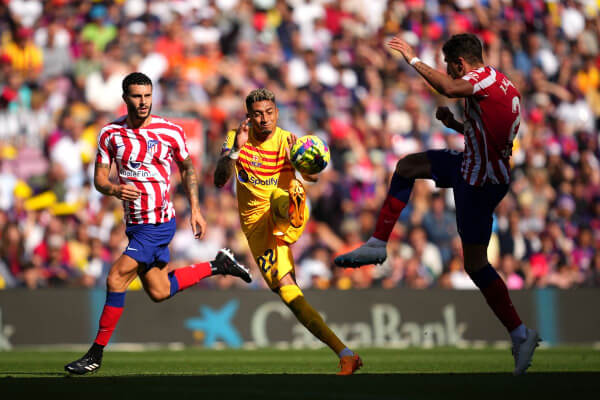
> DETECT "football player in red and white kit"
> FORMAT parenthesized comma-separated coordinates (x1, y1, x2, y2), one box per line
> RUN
(65, 73, 251, 375)
(335, 34, 539, 375)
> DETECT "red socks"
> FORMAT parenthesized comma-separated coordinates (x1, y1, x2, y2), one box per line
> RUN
(168, 262, 212, 297)
(373, 196, 407, 241)
(468, 264, 522, 332)
(94, 292, 125, 346)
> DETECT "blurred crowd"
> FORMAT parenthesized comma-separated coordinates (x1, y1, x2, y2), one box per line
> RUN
(1, 0, 600, 291)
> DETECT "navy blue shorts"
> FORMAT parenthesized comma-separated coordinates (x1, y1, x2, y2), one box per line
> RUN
(426, 150, 508, 245)
(124, 218, 176, 271)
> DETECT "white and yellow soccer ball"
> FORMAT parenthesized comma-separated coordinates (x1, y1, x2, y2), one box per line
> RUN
(290, 135, 331, 175)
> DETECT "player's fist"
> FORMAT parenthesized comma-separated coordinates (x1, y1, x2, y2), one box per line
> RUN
(234, 117, 250, 149)
(435, 106, 455, 127)
(114, 184, 141, 201)
(387, 35, 415, 63)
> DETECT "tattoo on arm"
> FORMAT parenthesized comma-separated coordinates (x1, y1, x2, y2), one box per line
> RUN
(413, 62, 451, 95)
(214, 155, 236, 188)
(179, 157, 199, 207)
(94, 163, 117, 196)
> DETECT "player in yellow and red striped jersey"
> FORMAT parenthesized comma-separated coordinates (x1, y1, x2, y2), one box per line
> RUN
(214, 88, 362, 375)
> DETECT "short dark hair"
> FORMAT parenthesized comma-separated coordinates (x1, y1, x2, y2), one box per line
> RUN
(442, 33, 483, 64)
(245, 88, 275, 112)
(122, 72, 152, 94)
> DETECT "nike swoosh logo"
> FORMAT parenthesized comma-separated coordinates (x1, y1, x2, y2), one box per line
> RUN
(127, 247, 138, 251)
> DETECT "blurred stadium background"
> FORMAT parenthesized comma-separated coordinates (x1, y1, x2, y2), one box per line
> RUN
(0, 0, 599, 358)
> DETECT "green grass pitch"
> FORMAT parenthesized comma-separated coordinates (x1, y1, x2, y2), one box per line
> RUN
(1, 347, 599, 399)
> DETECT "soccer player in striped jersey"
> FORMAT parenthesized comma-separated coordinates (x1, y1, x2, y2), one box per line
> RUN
(64, 72, 251, 375)
(335, 34, 539, 375)
(214, 88, 362, 375)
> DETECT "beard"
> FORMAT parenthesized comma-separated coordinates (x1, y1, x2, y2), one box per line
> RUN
(127, 103, 152, 120)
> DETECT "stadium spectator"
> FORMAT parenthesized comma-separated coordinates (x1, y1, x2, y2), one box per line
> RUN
(0, 0, 599, 291)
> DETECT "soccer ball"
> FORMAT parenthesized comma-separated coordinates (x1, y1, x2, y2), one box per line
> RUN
(290, 135, 330, 175)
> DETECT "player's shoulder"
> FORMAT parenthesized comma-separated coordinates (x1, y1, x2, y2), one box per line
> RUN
(462, 66, 492, 83)
(100, 115, 127, 133)
(275, 126, 294, 139)
(147, 115, 185, 135)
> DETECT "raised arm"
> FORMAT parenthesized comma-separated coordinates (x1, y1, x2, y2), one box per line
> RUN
(214, 118, 250, 188)
(93, 162, 140, 200)
(387, 36, 474, 98)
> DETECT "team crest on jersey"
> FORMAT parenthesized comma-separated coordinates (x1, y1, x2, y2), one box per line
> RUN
(250, 154, 262, 167)
(147, 139, 159, 153)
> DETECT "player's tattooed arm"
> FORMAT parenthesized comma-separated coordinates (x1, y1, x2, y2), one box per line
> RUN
(387, 36, 473, 98)
(214, 155, 236, 188)
(178, 156, 207, 239)
(94, 162, 140, 200)
(178, 156, 200, 208)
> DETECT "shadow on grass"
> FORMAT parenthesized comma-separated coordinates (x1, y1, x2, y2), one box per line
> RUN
(2, 372, 599, 399)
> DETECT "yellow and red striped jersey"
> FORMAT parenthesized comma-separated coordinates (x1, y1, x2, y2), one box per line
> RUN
(222, 126, 295, 235)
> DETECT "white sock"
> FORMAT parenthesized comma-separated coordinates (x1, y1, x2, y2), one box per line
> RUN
(366, 236, 387, 247)
(510, 323, 527, 343)
(338, 347, 354, 358)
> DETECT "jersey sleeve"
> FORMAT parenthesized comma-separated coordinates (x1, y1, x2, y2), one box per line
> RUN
(171, 125, 190, 162)
(220, 130, 236, 155)
(462, 69, 492, 99)
(95, 129, 112, 165)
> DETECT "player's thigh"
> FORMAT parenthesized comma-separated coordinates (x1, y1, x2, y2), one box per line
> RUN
(247, 230, 294, 289)
(423, 149, 463, 187)
(395, 152, 434, 179)
(107, 254, 140, 291)
(455, 182, 508, 270)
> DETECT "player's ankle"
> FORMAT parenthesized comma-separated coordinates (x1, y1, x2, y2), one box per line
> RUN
(366, 237, 387, 247)
(338, 347, 354, 358)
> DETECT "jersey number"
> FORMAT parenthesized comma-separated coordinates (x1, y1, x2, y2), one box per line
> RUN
(257, 248, 276, 273)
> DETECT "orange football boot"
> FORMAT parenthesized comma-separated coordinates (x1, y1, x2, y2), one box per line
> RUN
(288, 179, 306, 228)
(337, 354, 363, 376)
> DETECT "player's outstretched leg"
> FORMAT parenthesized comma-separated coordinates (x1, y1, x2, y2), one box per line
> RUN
(335, 173, 414, 267)
(168, 248, 252, 298)
(278, 283, 362, 375)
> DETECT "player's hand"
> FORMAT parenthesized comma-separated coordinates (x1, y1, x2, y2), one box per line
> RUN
(284, 134, 297, 163)
(114, 184, 141, 201)
(387, 35, 416, 64)
(435, 106, 455, 127)
(234, 118, 250, 150)
(190, 208, 207, 240)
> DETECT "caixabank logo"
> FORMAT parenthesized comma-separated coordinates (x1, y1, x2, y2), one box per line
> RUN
(184, 300, 243, 348)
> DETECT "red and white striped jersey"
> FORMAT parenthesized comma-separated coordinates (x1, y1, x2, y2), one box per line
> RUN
(96, 115, 190, 225)
(461, 66, 521, 186)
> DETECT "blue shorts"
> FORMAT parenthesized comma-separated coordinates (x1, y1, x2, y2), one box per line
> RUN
(124, 218, 176, 271)
(426, 150, 508, 245)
